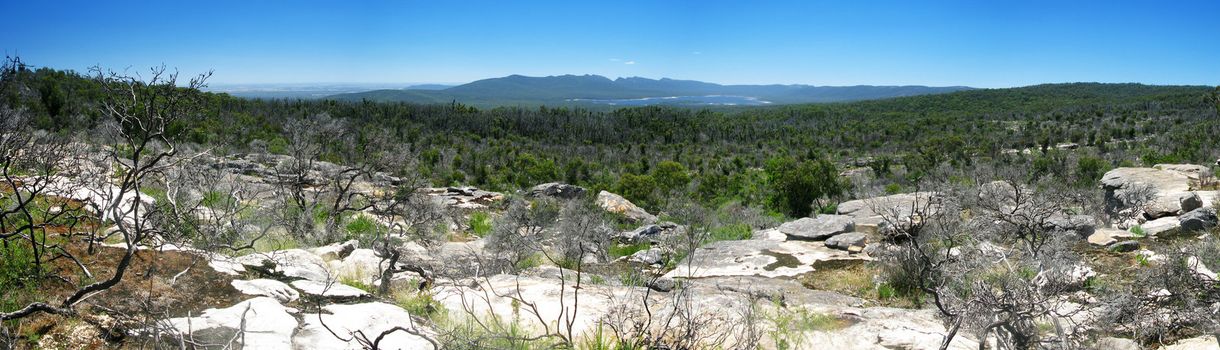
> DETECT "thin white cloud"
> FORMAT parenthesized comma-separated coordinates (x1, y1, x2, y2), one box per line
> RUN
(692, 51, 702, 55)
(608, 58, 621, 62)
(624, 60, 636, 65)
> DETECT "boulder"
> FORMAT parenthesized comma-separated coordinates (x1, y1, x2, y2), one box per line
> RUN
(1101, 167, 1192, 194)
(1154, 163, 1212, 181)
(596, 190, 657, 223)
(647, 277, 676, 292)
(231, 279, 300, 303)
(1180, 208, 1218, 232)
(777, 215, 855, 240)
(162, 297, 297, 349)
(1101, 168, 1193, 219)
(327, 249, 387, 286)
(527, 182, 587, 199)
(291, 280, 371, 299)
(629, 248, 663, 265)
(235, 249, 330, 282)
(1044, 214, 1098, 237)
(1141, 216, 1182, 237)
(837, 192, 940, 233)
(1086, 230, 1118, 247)
(824, 232, 868, 251)
(312, 239, 359, 261)
(293, 302, 436, 350)
(1144, 192, 1203, 219)
(618, 224, 661, 242)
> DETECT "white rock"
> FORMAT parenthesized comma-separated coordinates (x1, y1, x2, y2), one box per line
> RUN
(1140, 216, 1181, 237)
(777, 215, 855, 240)
(596, 190, 657, 223)
(328, 248, 387, 286)
(231, 279, 300, 303)
(293, 302, 436, 350)
(1162, 336, 1218, 350)
(751, 228, 788, 241)
(662, 239, 862, 279)
(312, 239, 359, 261)
(1154, 163, 1212, 180)
(291, 280, 370, 298)
(236, 249, 330, 282)
(163, 297, 297, 350)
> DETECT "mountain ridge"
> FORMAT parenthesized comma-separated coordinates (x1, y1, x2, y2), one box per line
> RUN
(326, 74, 974, 106)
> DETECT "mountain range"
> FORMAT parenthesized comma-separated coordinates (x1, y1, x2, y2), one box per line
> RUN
(325, 74, 973, 107)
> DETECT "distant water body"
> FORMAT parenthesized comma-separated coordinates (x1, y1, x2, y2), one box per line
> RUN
(568, 95, 772, 106)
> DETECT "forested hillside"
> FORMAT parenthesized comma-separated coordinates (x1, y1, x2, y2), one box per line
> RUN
(325, 74, 973, 106)
(6, 63, 1217, 216)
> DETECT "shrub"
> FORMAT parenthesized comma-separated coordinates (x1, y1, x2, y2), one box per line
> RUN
(608, 242, 651, 258)
(1130, 225, 1146, 238)
(344, 215, 378, 242)
(468, 211, 493, 237)
(708, 223, 752, 242)
(394, 289, 444, 320)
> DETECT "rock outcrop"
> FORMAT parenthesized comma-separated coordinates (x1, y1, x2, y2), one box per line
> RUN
(596, 190, 657, 223)
(777, 215, 855, 240)
(294, 302, 436, 350)
(837, 192, 940, 233)
(662, 239, 862, 279)
(527, 182, 587, 199)
(161, 297, 298, 349)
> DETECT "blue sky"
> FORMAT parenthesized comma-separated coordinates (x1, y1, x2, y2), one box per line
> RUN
(2, 0, 1217, 87)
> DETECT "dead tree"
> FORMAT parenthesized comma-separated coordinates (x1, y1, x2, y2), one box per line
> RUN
(0, 65, 209, 338)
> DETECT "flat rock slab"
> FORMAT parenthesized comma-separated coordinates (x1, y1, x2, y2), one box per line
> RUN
(294, 302, 435, 350)
(434, 274, 660, 338)
(778, 215, 855, 240)
(231, 279, 300, 303)
(291, 280, 370, 299)
(1162, 336, 1217, 350)
(1154, 163, 1212, 180)
(235, 249, 330, 282)
(837, 192, 940, 230)
(163, 297, 297, 350)
(662, 239, 862, 279)
(1101, 167, 1192, 193)
(825, 232, 868, 250)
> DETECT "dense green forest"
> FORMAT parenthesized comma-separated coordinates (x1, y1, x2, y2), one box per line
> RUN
(4, 62, 1218, 218)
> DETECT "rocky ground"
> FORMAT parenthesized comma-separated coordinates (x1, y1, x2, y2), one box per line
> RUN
(10, 152, 1220, 349)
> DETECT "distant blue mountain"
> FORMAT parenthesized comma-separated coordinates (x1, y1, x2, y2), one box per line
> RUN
(327, 74, 973, 106)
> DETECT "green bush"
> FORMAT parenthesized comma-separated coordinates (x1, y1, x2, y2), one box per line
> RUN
(345, 215, 378, 241)
(608, 242, 651, 258)
(708, 223, 752, 242)
(468, 211, 493, 237)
